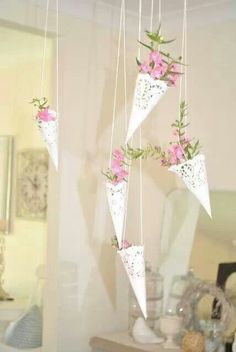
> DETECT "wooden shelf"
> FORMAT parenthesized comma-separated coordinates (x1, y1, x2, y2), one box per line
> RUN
(90, 332, 180, 352)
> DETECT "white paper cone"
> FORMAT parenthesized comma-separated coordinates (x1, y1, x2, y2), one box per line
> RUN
(126, 74, 168, 142)
(106, 181, 127, 248)
(118, 245, 147, 318)
(37, 119, 58, 170)
(169, 154, 211, 217)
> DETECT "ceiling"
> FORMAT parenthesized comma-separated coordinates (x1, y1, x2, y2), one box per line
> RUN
(99, 0, 229, 16)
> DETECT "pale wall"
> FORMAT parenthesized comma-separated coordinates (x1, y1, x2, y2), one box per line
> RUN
(0, 26, 52, 299)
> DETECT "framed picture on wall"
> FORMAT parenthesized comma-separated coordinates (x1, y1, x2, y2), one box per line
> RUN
(0, 136, 14, 234)
(16, 149, 49, 220)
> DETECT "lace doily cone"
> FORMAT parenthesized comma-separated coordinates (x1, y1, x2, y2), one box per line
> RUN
(126, 74, 168, 143)
(169, 154, 211, 218)
(106, 181, 127, 248)
(118, 245, 147, 318)
(37, 119, 58, 170)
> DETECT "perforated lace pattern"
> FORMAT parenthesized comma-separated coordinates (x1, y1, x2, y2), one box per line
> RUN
(118, 245, 145, 279)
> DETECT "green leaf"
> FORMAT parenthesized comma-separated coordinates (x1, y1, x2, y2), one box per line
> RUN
(160, 39, 175, 44)
(138, 40, 153, 51)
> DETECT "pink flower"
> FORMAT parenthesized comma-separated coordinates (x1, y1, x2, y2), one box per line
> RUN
(116, 169, 128, 182)
(111, 159, 122, 174)
(182, 136, 190, 145)
(173, 129, 180, 136)
(37, 108, 56, 122)
(168, 74, 179, 87)
(171, 63, 178, 73)
(150, 67, 161, 80)
(121, 240, 131, 249)
(140, 61, 151, 73)
(111, 179, 119, 185)
(158, 62, 167, 76)
(113, 149, 124, 162)
(149, 50, 162, 64)
(168, 144, 184, 165)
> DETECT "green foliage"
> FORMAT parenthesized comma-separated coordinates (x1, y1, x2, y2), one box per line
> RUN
(30, 97, 48, 111)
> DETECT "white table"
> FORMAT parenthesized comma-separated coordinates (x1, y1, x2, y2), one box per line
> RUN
(90, 332, 180, 352)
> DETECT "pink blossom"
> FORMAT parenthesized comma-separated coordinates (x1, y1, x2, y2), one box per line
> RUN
(173, 129, 180, 136)
(116, 169, 128, 182)
(111, 179, 119, 185)
(111, 159, 122, 174)
(182, 136, 190, 145)
(150, 67, 162, 80)
(113, 149, 124, 162)
(168, 74, 179, 87)
(140, 61, 151, 73)
(149, 50, 162, 64)
(158, 62, 167, 76)
(168, 144, 184, 165)
(171, 63, 178, 73)
(37, 108, 56, 122)
(121, 240, 131, 249)
(168, 64, 180, 86)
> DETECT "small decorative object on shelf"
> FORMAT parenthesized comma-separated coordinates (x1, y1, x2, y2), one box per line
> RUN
(182, 331, 205, 352)
(126, 26, 183, 142)
(131, 317, 164, 344)
(200, 320, 225, 352)
(166, 269, 195, 315)
(177, 280, 233, 332)
(30, 97, 58, 170)
(160, 315, 183, 349)
(232, 332, 236, 352)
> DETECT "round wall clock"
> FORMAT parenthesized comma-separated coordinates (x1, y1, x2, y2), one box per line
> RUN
(16, 149, 48, 220)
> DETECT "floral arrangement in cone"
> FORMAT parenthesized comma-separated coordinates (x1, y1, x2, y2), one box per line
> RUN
(103, 149, 128, 185)
(30, 97, 57, 122)
(137, 26, 183, 87)
(103, 102, 200, 181)
(124, 102, 200, 166)
(111, 236, 131, 250)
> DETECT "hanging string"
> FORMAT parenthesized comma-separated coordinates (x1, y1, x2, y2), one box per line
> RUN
(138, 0, 144, 246)
(178, 0, 187, 109)
(56, 0, 59, 119)
(158, 0, 162, 25)
(109, 0, 123, 167)
(123, 0, 128, 132)
(40, 0, 50, 97)
(150, 0, 154, 32)
(184, 0, 188, 108)
(122, 0, 132, 243)
(178, 0, 188, 159)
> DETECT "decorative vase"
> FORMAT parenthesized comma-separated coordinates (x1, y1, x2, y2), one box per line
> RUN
(160, 315, 183, 349)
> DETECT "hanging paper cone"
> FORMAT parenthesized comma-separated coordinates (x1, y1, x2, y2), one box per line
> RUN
(118, 245, 147, 318)
(106, 181, 127, 248)
(169, 154, 212, 218)
(126, 74, 168, 143)
(37, 119, 58, 170)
